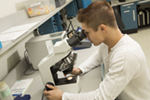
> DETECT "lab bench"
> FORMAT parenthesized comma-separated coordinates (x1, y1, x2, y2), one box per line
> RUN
(109, 0, 150, 33)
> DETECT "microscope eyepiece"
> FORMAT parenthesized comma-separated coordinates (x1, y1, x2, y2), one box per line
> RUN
(67, 29, 86, 47)
(77, 30, 86, 40)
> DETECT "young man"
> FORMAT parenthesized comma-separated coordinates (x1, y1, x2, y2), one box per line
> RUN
(43, 1, 150, 100)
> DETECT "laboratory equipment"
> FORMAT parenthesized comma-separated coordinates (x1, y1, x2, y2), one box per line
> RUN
(24, 0, 56, 17)
(25, 31, 67, 70)
(25, 1, 50, 17)
(67, 27, 92, 50)
(38, 29, 86, 93)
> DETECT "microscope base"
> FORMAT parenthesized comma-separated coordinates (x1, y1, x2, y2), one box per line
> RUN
(57, 76, 81, 93)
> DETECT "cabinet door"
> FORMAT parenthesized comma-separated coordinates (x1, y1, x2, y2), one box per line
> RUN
(106, 0, 111, 2)
(38, 17, 58, 35)
(54, 12, 63, 31)
(121, 3, 138, 30)
(65, 1, 77, 17)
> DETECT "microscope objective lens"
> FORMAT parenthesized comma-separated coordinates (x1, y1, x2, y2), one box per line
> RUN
(67, 76, 73, 80)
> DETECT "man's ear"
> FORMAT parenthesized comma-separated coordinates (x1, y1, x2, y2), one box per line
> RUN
(99, 24, 107, 32)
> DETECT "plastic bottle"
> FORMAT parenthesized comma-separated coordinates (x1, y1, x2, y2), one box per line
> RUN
(0, 81, 13, 100)
(0, 41, 2, 49)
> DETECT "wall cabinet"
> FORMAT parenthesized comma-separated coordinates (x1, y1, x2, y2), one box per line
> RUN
(65, 0, 78, 17)
(38, 12, 64, 35)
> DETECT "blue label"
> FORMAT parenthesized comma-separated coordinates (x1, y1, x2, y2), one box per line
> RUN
(75, 27, 82, 33)
(0, 41, 2, 49)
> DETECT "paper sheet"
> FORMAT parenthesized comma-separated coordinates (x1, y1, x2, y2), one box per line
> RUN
(0, 30, 28, 42)
(1, 22, 39, 34)
(11, 78, 33, 96)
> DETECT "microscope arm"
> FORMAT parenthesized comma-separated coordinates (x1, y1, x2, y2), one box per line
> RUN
(53, 38, 71, 54)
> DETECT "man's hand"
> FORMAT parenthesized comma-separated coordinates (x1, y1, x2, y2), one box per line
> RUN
(43, 85, 63, 100)
(71, 67, 82, 75)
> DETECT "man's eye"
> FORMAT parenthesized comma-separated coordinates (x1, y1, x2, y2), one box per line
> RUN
(85, 32, 89, 35)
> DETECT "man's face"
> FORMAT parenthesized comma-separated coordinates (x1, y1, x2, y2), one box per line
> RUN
(81, 23, 105, 46)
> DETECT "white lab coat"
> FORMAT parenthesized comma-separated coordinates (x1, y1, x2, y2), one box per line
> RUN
(62, 34, 150, 100)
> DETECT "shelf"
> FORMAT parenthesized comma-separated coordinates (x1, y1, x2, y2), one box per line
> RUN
(0, 0, 73, 56)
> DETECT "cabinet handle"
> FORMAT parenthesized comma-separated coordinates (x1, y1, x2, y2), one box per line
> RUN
(122, 3, 134, 7)
(147, 11, 150, 24)
(133, 10, 135, 21)
(124, 10, 130, 13)
(143, 13, 145, 25)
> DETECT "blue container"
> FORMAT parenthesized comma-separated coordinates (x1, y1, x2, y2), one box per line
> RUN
(0, 41, 2, 49)
(14, 95, 31, 100)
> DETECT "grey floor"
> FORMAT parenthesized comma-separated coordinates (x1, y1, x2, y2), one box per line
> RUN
(69, 17, 150, 72)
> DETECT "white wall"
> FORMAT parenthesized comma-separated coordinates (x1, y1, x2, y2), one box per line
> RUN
(0, 0, 25, 18)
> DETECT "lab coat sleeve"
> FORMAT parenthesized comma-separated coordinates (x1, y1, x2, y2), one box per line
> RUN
(78, 45, 103, 74)
(62, 50, 141, 100)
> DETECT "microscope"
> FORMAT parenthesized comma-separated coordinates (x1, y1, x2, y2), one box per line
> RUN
(25, 31, 67, 70)
(38, 29, 86, 93)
